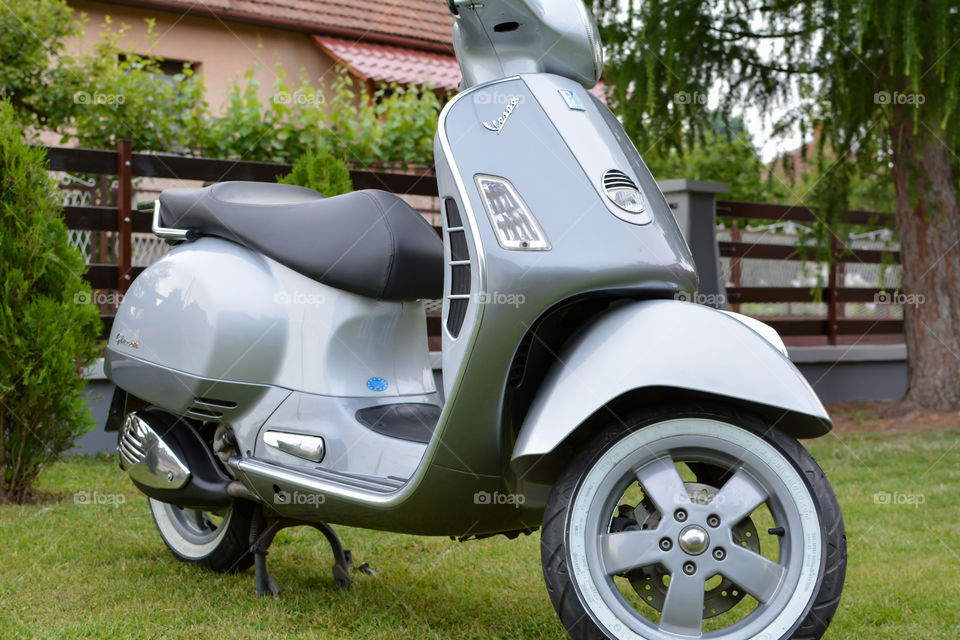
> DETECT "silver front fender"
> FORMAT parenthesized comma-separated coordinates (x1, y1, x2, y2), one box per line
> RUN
(511, 300, 831, 475)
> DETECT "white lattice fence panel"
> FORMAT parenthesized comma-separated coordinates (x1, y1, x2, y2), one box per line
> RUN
(132, 233, 171, 267)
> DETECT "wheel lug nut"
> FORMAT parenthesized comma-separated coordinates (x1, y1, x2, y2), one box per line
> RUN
(674, 509, 687, 522)
(682, 561, 696, 575)
(707, 514, 720, 528)
(659, 537, 672, 551)
(713, 547, 726, 561)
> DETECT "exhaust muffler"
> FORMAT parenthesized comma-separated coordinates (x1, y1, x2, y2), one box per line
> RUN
(117, 409, 234, 509)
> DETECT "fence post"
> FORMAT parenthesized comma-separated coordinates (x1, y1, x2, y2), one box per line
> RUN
(658, 179, 729, 308)
(826, 235, 840, 345)
(116, 139, 133, 295)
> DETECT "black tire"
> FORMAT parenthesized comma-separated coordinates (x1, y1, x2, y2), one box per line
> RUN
(541, 404, 846, 640)
(149, 497, 255, 573)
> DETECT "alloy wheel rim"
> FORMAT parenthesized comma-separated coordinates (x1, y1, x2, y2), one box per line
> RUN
(161, 502, 232, 546)
(567, 419, 821, 639)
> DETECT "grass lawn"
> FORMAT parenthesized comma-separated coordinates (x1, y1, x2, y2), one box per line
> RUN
(2, 428, 959, 639)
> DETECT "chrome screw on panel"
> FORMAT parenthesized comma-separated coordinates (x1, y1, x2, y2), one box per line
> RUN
(713, 547, 726, 561)
(682, 561, 697, 575)
(707, 514, 721, 528)
(674, 509, 688, 522)
(659, 537, 673, 551)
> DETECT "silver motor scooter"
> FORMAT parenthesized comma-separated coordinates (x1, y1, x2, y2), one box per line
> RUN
(104, 1, 846, 638)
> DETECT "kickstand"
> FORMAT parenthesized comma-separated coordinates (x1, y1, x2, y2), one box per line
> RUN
(312, 521, 354, 588)
(249, 510, 374, 596)
(249, 510, 283, 597)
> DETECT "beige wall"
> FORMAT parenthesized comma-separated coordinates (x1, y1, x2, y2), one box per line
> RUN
(67, 1, 338, 111)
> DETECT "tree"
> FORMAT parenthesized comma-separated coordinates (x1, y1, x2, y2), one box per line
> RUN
(0, 0, 78, 128)
(0, 100, 102, 502)
(594, 0, 960, 409)
(644, 114, 784, 202)
(1, 1, 441, 165)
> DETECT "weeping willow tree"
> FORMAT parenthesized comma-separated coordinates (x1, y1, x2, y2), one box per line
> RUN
(594, 0, 960, 409)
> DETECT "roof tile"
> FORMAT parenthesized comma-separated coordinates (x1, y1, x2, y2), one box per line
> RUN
(314, 36, 460, 90)
(153, 0, 455, 48)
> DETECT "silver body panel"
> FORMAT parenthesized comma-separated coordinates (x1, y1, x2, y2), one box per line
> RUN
(452, 0, 602, 90)
(106, 237, 434, 399)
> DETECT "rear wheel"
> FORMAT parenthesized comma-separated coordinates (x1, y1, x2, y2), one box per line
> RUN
(541, 405, 846, 640)
(149, 498, 255, 573)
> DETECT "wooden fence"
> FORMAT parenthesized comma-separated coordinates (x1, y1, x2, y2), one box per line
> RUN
(717, 201, 901, 345)
(47, 140, 442, 344)
(49, 141, 902, 348)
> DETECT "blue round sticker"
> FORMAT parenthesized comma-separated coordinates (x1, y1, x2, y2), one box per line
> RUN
(366, 377, 389, 392)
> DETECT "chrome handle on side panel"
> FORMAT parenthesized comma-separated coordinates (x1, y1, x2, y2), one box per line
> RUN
(150, 200, 191, 240)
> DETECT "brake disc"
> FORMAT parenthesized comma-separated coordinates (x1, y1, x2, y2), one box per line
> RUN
(613, 482, 761, 618)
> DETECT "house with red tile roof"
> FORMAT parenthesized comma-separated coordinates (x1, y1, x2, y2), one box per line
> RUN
(66, 0, 461, 109)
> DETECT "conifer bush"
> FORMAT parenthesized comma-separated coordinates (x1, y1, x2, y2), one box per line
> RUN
(0, 100, 101, 503)
(277, 148, 354, 197)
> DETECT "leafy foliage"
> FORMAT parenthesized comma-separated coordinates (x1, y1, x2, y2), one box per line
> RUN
(0, 100, 101, 503)
(0, 3, 442, 165)
(591, 0, 959, 212)
(277, 149, 354, 197)
(644, 115, 783, 202)
(0, 0, 78, 127)
(48, 19, 209, 153)
(201, 65, 440, 165)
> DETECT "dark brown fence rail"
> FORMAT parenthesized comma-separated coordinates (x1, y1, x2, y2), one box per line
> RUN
(716, 200, 901, 345)
(49, 141, 902, 348)
(47, 140, 440, 341)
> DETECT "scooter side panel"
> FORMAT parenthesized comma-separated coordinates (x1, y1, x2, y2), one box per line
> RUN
(511, 300, 831, 471)
(106, 237, 435, 398)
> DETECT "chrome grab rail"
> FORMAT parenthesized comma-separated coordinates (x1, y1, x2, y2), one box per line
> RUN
(143, 199, 191, 240)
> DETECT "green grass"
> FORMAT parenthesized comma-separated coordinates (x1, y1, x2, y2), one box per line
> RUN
(2, 429, 959, 639)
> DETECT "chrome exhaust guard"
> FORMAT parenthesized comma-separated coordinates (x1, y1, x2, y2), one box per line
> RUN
(116, 409, 234, 509)
(118, 413, 191, 489)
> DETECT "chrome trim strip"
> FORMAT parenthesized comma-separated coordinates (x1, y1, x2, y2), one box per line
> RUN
(151, 200, 190, 240)
(263, 430, 326, 463)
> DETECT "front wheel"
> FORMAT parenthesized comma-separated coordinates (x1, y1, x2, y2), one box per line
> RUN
(541, 406, 846, 640)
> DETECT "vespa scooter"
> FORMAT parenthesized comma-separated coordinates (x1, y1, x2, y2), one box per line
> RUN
(104, 1, 846, 638)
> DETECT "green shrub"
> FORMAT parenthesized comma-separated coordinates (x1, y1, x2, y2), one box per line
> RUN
(0, 100, 101, 503)
(277, 148, 354, 197)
